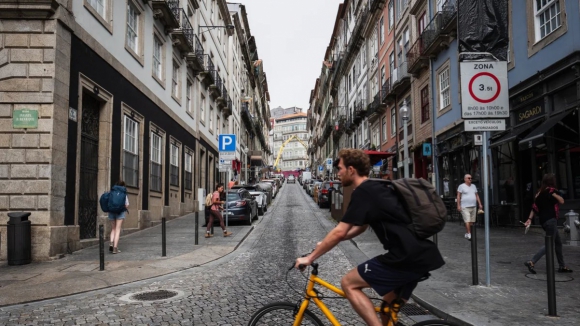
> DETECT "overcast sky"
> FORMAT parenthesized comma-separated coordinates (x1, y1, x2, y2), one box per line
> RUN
(239, 0, 344, 112)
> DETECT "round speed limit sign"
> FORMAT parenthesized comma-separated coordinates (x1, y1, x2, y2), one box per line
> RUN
(460, 61, 509, 118)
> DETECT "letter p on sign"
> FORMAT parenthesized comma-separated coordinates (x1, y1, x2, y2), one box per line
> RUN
(219, 134, 236, 152)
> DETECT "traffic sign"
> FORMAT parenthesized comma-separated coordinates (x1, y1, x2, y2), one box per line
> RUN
(219, 158, 232, 165)
(464, 119, 506, 131)
(218, 134, 236, 152)
(318, 165, 323, 172)
(219, 151, 235, 160)
(460, 61, 509, 119)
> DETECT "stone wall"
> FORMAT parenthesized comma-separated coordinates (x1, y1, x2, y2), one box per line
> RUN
(0, 14, 73, 260)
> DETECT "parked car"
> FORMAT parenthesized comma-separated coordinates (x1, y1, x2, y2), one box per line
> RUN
(256, 182, 274, 202)
(261, 180, 279, 197)
(307, 180, 322, 196)
(231, 184, 271, 205)
(248, 190, 267, 215)
(317, 181, 341, 208)
(223, 189, 258, 225)
(311, 181, 323, 198)
(287, 175, 296, 183)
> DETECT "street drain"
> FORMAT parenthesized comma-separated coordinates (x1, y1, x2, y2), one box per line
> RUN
(401, 303, 431, 316)
(119, 289, 185, 303)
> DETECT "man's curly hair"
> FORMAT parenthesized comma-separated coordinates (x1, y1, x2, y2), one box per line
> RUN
(337, 148, 370, 177)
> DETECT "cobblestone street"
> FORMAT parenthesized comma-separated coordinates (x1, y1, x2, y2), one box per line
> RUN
(0, 184, 377, 325)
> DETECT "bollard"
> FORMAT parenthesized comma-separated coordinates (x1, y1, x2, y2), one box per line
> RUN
(195, 211, 199, 245)
(162, 217, 166, 257)
(99, 224, 104, 271)
(471, 225, 478, 285)
(545, 235, 557, 316)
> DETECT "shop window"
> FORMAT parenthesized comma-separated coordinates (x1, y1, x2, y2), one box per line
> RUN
(150, 132, 163, 192)
(170, 144, 179, 187)
(123, 116, 139, 187)
(185, 152, 193, 190)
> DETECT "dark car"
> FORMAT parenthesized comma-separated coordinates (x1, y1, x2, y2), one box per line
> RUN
(317, 181, 341, 208)
(207, 189, 258, 226)
(232, 184, 271, 205)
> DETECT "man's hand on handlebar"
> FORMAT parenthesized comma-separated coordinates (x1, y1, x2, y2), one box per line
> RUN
(295, 256, 312, 271)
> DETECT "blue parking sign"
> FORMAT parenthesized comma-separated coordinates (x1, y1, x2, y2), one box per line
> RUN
(319, 165, 323, 172)
(218, 134, 236, 151)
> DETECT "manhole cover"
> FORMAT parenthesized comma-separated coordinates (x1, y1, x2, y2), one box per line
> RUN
(120, 289, 185, 303)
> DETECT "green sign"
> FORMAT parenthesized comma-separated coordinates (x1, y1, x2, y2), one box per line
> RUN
(13, 109, 38, 129)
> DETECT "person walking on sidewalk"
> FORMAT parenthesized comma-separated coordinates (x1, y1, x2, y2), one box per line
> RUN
(109, 180, 129, 254)
(206, 183, 233, 238)
(524, 173, 573, 274)
(457, 174, 482, 241)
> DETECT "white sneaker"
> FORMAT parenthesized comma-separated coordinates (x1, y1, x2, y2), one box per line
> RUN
(467, 233, 472, 240)
(464, 233, 469, 239)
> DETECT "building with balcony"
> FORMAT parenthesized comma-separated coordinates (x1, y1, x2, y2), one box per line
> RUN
(272, 112, 309, 174)
(0, 0, 271, 261)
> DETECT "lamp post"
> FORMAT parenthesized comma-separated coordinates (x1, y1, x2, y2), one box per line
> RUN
(399, 100, 410, 179)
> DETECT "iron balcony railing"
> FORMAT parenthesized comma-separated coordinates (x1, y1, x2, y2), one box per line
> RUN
(176, 8, 194, 50)
(381, 78, 391, 102)
(166, 0, 180, 20)
(421, 12, 444, 51)
(213, 72, 223, 95)
(221, 84, 228, 101)
(202, 54, 214, 71)
(406, 38, 425, 71)
(441, 0, 457, 27)
(396, 61, 409, 82)
(226, 96, 233, 113)
(193, 34, 203, 60)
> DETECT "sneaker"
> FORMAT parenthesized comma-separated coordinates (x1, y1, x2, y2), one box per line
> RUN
(467, 233, 472, 240)
(205, 233, 213, 238)
(112, 248, 121, 254)
(558, 267, 573, 273)
(464, 233, 469, 239)
(223, 231, 233, 237)
(524, 261, 536, 274)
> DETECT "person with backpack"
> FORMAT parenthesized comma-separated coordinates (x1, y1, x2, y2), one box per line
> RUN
(206, 183, 233, 238)
(524, 173, 573, 274)
(107, 180, 128, 254)
(295, 149, 445, 326)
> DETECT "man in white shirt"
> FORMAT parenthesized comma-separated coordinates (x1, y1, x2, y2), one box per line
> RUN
(457, 174, 482, 240)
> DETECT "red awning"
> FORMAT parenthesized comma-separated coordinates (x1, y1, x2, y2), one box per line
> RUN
(363, 150, 395, 165)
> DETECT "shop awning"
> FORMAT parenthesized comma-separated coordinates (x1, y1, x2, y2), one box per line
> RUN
(518, 110, 575, 150)
(489, 120, 541, 148)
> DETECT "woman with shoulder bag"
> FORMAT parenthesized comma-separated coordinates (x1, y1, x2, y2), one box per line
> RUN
(524, 173, 573, 274)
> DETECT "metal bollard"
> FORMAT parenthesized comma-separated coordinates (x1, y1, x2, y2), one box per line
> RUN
(195, 212, 199, 245)
(471, 225, 478, 285)
(99, 224, 104, 271)
(162, 217, 166, 257)
(545, 235, 557, 316)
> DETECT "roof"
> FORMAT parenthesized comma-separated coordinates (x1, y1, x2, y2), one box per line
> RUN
(277, 112, 308, 121)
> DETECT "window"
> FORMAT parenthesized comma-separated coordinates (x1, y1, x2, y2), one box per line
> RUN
(184, 153, 192, 190)
(172, 61, 179, 99)
(382, 116, 387, 143)
(88, 0, 105, 17)
(186, 80, 192, 113)
(391, 106, 396, 136)
(126, 2, 139, 54)
(418, 13, 427, 34)
(209, 106, 214, 131)
(150, 132, 162, 192)
(397, 0, 408, 18)
(379, 16, 385, 44)
(153, 36, 163, 81)
(123, 116, 139, 187)
(439, 67, 450, 109)
(388, 1, 394, 28)
(201, 95, 206, 123)
(381, 65, 386, 86)
(421, 86, 430, 123)
(535, 0, 561, 40)
(217, 115, 221, 136)
(170, 144, 179, 187)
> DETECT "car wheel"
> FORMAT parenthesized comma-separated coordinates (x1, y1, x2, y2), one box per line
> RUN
(245, 214, 253, 225)
(258, 206, 264, 216)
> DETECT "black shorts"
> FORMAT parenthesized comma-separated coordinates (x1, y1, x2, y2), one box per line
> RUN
(357, 257, 425, 299)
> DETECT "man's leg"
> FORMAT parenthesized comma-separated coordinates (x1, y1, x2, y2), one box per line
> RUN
(341, 268, 383, 326)
(461, 208, 471, 235)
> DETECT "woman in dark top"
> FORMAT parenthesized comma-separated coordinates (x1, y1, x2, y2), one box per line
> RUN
(524, 173, 573, 274)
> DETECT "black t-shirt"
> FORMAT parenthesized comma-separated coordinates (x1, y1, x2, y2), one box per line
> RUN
(534, 190, 559, 225)
(341, 180, 445, 273)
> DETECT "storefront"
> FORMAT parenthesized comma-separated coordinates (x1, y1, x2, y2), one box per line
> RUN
(490, 54, 580, 224)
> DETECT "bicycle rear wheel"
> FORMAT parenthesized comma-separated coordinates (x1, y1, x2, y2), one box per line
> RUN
(412, 320, 458, 326)
(248, 301, 324, 326)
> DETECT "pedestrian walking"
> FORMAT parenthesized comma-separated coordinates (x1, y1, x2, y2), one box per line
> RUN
(457, 174, 482, 241)
(206, 183, 233, 238)
(524, 173, 573, 274)
(108, 180, 129, 254)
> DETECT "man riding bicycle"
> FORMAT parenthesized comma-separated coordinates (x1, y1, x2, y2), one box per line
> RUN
(295, 149, 445, 326)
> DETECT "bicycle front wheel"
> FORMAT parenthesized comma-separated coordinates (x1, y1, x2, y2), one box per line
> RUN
(248, 301, 324, 326)
(412, 320, 458, 326)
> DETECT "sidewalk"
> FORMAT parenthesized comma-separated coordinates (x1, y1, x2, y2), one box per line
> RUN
(0, 213, 253, 307)
(353, 221, 580, 325)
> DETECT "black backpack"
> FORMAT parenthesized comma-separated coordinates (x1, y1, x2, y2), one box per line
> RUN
(375, 178, 447, 238)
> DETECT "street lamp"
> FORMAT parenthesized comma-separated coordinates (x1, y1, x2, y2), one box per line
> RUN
(399, 100, 410, 179)
(198, 25, 235, 34)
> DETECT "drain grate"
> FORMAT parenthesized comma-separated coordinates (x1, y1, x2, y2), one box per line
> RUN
(400, 303, 431, 316)
(130, 290, 178, 301)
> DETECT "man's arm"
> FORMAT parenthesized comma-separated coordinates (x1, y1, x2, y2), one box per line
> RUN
(456, 190, 462, 211)
(295, 222, 353, 268)
(476, 193, 483, 208)
(343, 224, 368, 240)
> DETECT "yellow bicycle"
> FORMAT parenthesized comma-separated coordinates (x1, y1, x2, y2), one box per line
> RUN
(248, 262, 456, 326)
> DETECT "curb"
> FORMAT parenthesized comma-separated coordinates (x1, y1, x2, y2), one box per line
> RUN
(410, 294, 473, 326)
